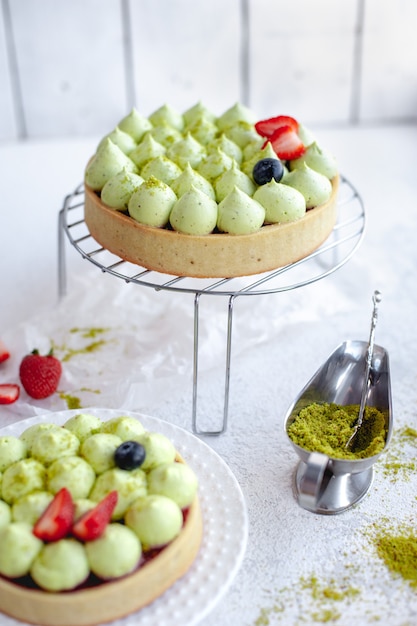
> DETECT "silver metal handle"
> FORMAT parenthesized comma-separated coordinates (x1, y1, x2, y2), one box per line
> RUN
(298, 452, 330, 510)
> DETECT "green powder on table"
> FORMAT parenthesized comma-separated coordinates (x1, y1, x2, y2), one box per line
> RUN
(380, 425, 417, 481)
(375, 532, 417, 587)
(287, 402, 387, 460)
(61, 339, 108, 362)
(253, 574, 361, 625)
(59, 392, 82, 410)
(69, 327, 110, 338)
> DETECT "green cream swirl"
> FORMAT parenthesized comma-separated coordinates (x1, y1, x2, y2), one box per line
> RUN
(169, 186, 218, 235)
(129, 134, 166, 169)
(254, 180, 306, 224)
(171, 163, 215, 200)
(85, 139, 138, 192)
(283, 163, 333, 208)
(97, 127, 137, 155)
(118, 108, 153, 142)
(128, 177, 177, 228)
(101, 169, 144, 211)
(214, 161, 255, 202)
(197, 148, 234, 182)
(140, 156, 182, 186)
(148, 104, 184, 131)
(183, 101, 216, 127)
(217, 187, 265, 235)
(167, 133, 206, 169)
(290, 141, 338, 179)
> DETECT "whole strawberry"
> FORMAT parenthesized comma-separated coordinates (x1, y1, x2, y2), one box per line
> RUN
(19, 348, 62, 399)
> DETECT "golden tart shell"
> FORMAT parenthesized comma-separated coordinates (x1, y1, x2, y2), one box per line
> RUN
(0, 475, 202, 626)
(84, 176, 339, 279)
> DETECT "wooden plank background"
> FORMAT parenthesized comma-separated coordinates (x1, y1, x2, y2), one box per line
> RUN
(0, 0, 416, 142)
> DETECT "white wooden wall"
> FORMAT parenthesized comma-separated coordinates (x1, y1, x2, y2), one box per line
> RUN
(1, 0, 416, 142)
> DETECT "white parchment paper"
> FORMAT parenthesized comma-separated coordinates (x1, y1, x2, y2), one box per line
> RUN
(0, 264, 359, 423)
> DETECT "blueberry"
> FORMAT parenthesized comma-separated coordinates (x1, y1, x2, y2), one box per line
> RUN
(114, 441, 146, 470)
(253, 158, 284, 185)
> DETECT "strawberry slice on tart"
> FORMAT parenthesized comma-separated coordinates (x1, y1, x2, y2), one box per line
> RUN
(255, 114, 305, 160)
(72, 491, 118, 541)
(33, 488, 75, 542)
(266, 124, 305, 161)
(255, 114, 299, 138)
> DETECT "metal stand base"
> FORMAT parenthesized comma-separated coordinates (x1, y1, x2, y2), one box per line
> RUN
(293, 461, 374, 515)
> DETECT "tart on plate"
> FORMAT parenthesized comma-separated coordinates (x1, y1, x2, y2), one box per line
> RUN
(84, 103, 339, 278)
(0, 413, 202, 626)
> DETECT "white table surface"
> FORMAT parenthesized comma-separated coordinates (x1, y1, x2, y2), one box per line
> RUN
(1, 125, 417, 626)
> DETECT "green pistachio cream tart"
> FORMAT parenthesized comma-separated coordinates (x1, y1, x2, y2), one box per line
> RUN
(84, 103, 339, 278)
(0, 414, 201, 626)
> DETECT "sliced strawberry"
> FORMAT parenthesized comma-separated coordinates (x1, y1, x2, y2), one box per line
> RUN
(72, 491, 118, 541)
(267, 125, 306, 161)
(0, 340, 10, 364)
(33, 487, 75, 541)
(0, 384, 20, 405)
(255, 115, 299, 138)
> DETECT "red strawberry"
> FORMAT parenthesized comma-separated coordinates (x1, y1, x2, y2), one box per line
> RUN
(33, 488, 75, 541)
(0, 384, 20, 405)
(255, 114, 299, 138)
(0, 340, 10, 364)
(267, 125, 306, 161)
(72, 491, 118, 542)
(19, 349, 62, 399)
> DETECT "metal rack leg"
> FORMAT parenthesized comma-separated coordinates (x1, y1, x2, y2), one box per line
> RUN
(192, 293, 236, 436)
(58, 208, 67, 299)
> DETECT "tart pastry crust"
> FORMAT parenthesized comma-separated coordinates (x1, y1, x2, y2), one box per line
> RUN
(84, 176, 339, 279)
(0, 494, 202, 626)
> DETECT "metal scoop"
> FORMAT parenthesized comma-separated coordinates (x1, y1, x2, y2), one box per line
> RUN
(345, 290, 382, 450)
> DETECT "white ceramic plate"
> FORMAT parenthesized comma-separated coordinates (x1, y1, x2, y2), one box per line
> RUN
(0, 408, 248, 626)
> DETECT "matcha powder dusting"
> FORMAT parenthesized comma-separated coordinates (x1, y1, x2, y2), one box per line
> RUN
(376, 532, 417, 587)
(287, 402, 387, 460)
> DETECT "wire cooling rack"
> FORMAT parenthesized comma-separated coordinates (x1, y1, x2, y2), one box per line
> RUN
(58, 176, 365, 435)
